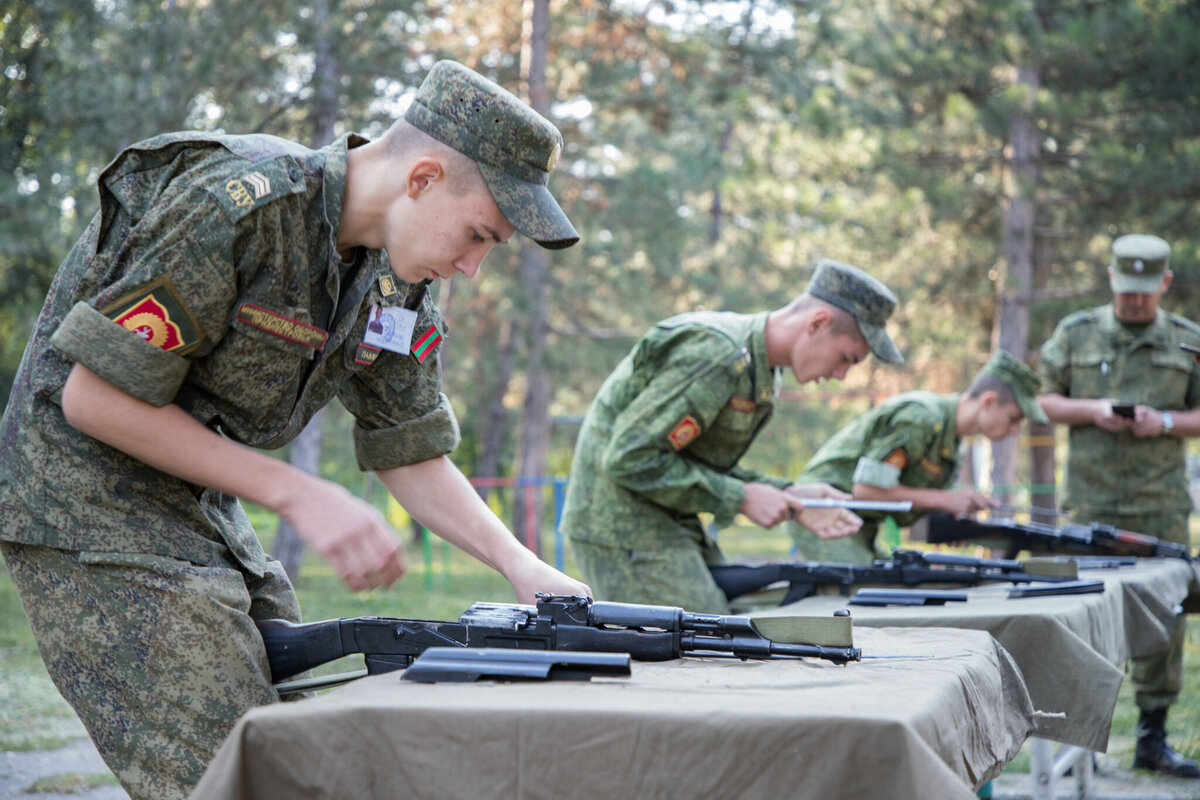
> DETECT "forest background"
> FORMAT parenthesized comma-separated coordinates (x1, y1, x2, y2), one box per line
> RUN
(3, 0, 1200, 574)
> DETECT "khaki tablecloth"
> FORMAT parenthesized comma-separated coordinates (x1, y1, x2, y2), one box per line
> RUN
(190, 626, 1033, 800)
(754, 557, 1197, 752)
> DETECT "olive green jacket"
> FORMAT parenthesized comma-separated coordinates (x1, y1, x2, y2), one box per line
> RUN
(0, 132, 457, 573)
(562, 312, 790, 550)
(1037, 304, 1200, 516)
(790, 392, 960, 558)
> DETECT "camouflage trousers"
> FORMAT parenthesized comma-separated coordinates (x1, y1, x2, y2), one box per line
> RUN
(570, 537, 731, 614)
(1074, 509, 1190, 712)
(0, 541, 303, 800)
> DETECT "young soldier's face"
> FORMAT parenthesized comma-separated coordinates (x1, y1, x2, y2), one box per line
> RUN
(385, 173, 515, 284)
(978, 398, 1024, 441)
(790, 329, 870, 385)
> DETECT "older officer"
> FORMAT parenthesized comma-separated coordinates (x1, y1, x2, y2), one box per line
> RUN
(562, 260, 903, 613)
(790, 349, 1047, 564)
(0, 61, 588, 799)
(1037, 233, 1200, 777)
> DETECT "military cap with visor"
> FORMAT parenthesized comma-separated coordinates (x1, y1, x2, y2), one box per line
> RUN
(404, 60, 579, 250)
(1109, 234, 1170, 294)
(981, 350, 1048, 425)
(806, 259, 904, 364)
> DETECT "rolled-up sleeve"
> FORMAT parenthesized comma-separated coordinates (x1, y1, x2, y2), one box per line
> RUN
(47, 181, 237, 406)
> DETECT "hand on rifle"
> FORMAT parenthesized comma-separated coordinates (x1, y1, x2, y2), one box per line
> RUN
(938, 488, 998, 519)
(739, 482, 801, 528)
(783, 483, 862, 540)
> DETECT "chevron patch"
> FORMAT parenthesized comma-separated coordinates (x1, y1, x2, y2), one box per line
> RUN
(244, 171, 271, 199)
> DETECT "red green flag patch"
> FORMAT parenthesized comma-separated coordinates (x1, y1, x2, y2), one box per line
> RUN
(411, 325, 442, 363)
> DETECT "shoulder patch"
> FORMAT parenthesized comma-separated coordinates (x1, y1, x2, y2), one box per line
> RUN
(101, 275, 205, 355)
(1060, 307, 1102, 330)
(884, 448, 908, 469)
(667, 416, 701, 450)
(210, 158, 307, 222)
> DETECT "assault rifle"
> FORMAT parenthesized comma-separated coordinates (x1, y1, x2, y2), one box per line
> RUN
(926, 514, 1191, 560)
(258, 594, 862, 692)
(709, 548, 1076, 607)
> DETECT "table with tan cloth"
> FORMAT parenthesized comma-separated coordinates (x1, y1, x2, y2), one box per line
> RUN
(190, 626, 1034, 800)
(753, 557, 1199, 752)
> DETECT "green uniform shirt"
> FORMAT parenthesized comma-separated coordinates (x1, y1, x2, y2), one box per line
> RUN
(0, 132, 459, 575)
(1037, 304, 1200, 516)
(562, 312, 790, 549)
(791, 391, 961, 559)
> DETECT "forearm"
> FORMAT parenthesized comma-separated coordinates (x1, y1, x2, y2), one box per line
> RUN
(1163, 407, 1200, 438)
(854, 483, 949, 513)
(61, 362, 308, 513)
(1037, 393, 1107, 426)
(374, 456, 529, 574)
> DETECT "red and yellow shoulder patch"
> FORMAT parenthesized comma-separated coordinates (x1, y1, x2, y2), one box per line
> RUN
(102, 276, 204, 354)
(884, 448, 908, 470)
(667, 415, 701, 450)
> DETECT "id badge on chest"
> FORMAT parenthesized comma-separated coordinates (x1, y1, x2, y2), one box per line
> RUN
(363, 304, 418, 355)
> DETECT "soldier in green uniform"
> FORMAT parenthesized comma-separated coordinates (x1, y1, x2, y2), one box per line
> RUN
(562, 260, 903, 614)
(788, 350, 1048, 564)
(1037, 233, 1200, 778)
(0, 61, 590, 799)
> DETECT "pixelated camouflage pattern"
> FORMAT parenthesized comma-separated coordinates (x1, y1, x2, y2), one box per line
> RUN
(789, 392, 961, 564)
(571, 538, 731, 614)
(983, 349, 1048, 424)
(806, 259, 903, 364)
(1037, 304, 1200, 515)
(562, 312, 790, 606)
(0, 132, 459, 573)
(1110, 234, 1171, 294)
(405, 60, 578, 249)
(1, 541, 305, 800)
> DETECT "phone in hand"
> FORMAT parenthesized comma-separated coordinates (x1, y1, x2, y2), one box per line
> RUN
(1111, 402, 1136, 419)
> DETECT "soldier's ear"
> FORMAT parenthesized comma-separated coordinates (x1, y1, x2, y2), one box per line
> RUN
(406, 156, 445, 198)
(806, 307, 833, 336)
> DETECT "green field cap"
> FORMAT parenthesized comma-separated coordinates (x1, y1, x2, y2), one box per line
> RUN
(982, 350, 1048, 425)
(807, 259, 903, 364)
(1110, 234, 1170, 294)
(405, 60, 579, 250)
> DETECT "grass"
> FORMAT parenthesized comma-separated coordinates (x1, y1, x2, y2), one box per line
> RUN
(24, 773, 120, 794)
(2, 517, 1198, 789)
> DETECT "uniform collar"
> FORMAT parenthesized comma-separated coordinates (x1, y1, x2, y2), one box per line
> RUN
(1099, 303, 1169, 347)
(748, 312, 776, 405)
(934, 393, 961, 461)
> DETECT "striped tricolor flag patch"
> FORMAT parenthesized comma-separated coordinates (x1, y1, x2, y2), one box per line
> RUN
(411, 325, 442, 363)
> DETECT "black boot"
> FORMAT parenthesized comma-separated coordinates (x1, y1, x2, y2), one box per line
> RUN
(1133, 708, 1200, 778)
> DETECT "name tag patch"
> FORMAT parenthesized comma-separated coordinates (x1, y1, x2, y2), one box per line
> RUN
(354, 344, 381, 366)
(237, 303, 328, 349)
(727, 396, 757, 413)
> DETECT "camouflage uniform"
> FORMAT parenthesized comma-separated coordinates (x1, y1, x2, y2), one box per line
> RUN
(789, 392, 961, 564)
(563, 260, 902, 614)
(0, 61, 576, 799)
(790, 349, 1047, 564)
(563, 312, 791, 613)
(1038, 302, 1200, 712)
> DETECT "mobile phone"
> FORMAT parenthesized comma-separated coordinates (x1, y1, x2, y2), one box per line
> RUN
(1111, 403, 1136, 419)
(1181, 342, 1200, 356)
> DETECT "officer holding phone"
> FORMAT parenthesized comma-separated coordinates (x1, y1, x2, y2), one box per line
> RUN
(1036, 233, 1200, 777)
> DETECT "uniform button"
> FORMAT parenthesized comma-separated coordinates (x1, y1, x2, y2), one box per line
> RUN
(288, 167, 303, 183)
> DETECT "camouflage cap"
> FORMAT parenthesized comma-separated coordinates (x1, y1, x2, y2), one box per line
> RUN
(807, 259, 903, 364)
(1109, 234, 1170, 294)
(405, 60, 579, 250)
(981, 350, 1048, 425)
